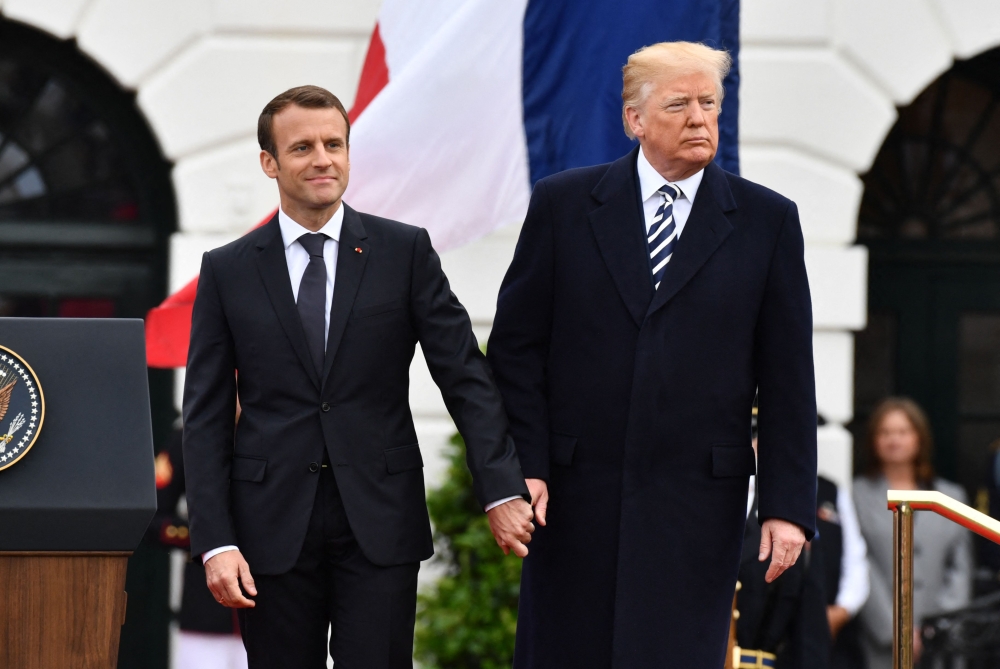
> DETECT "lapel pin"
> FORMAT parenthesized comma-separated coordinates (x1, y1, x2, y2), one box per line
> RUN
(354, 247, 363, 254)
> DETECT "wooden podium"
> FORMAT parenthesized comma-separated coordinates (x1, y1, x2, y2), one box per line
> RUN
(0, 319, 156, 669)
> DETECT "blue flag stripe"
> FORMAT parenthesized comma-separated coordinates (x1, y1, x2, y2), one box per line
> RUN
(521, 0, 740, 185)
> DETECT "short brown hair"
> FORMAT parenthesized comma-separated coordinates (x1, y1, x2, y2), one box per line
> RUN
(258, 85, 350, 160)
(864, 397, 936, 485)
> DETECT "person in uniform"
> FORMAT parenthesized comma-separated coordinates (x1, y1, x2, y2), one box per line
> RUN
(734, 410, 829, 669)
(150, 424, 248, 669)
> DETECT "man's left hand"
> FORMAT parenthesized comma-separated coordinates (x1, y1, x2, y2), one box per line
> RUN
(758, 518, 806, 583)
(486, 498, 535, 557)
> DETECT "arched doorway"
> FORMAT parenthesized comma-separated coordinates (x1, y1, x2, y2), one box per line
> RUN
(853, 46, 1000, 498)
(0, 17, 176, 669)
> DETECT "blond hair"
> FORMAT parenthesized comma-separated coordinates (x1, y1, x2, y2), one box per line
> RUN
(621, 42, 732, 139)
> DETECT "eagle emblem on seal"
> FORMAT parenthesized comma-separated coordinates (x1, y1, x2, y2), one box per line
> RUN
(0, 346, 45, 471)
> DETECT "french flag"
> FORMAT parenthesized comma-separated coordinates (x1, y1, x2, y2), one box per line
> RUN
(145, 0, 740, 367)
(348, 0, 740, 250)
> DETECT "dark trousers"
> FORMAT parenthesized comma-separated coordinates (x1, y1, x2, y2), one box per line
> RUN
(238, 466, 419, 668)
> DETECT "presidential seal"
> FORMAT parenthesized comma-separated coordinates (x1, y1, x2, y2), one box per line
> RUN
(0, 345, 44, 471)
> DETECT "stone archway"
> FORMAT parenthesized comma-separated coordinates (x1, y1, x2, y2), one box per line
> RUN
(852, 45, 1000, 493)
(0, 15, 178, 669)
(737, 2, 1000, 487)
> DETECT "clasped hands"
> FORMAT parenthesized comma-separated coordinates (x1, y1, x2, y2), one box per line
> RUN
(206, 478, 803, 608)
(485, 478, 548, 557)
(206, 486, 540, 609)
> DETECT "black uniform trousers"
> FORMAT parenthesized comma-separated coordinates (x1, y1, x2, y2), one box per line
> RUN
(238, 464, 419, 668)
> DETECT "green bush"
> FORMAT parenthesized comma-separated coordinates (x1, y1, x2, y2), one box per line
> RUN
(414, 432, 522, 669)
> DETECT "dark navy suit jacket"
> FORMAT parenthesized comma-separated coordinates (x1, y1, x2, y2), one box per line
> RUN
(488, 147, 818, 668)
(183, 206, 528, 575)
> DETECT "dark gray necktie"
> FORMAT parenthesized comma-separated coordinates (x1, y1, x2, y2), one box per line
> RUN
(296, 232, 328, 375)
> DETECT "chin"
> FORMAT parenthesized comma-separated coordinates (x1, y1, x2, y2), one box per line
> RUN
(307, 188, 342, 205)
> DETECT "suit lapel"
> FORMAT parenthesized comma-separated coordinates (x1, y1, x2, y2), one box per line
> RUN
(254, 215, 321, 389)
(588, 146, 654, 328)
(647, 162, 736, 317)
(321, 204, 369, 388)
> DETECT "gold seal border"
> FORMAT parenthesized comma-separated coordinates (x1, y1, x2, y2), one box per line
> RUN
(0, 344, 45, 472)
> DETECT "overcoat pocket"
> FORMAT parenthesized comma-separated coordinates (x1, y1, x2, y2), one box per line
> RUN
(385, 443, 423, 474)
(550, 432, 578, 467)
(231, 455, 267, 482)
(711, 444, 756, 477)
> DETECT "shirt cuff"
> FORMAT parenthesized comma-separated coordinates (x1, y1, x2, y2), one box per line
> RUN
(202, 545, 239, 564)
(485, 496, 522, 512)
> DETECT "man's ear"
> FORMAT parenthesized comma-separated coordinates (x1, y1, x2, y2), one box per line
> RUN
(625, 106, 644, 139)
(260, 150, 279, 179)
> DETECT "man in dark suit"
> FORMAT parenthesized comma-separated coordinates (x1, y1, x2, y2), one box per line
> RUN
(487, 42, 818, 668)
(183, 85, 534, 669)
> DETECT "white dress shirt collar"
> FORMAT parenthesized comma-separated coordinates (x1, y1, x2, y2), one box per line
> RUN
(278, 203, 345, 249)
(636, 146, 705, 206)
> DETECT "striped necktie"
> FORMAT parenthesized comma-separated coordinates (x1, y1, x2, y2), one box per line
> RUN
(648, 183, 681, 289)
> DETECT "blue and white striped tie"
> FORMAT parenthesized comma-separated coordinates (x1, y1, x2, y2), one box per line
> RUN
(648, 183, 681, 289)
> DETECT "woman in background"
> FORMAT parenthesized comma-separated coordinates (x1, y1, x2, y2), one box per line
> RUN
(853, 398, 972, 669)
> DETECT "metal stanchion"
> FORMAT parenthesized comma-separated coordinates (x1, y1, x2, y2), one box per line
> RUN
(892, 501, 914, 669)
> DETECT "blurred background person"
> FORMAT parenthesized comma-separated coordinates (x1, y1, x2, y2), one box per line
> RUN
(151, 422, 247, 669)
(853, 398, 972, 669)
(735, 409, 830, 669)
(814, 420, 870, 669)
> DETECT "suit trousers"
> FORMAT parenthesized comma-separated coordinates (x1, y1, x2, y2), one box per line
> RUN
(237, 465, 419, 668)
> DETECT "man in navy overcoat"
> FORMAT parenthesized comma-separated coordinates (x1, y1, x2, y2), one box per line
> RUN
(487, 41, 818, 668)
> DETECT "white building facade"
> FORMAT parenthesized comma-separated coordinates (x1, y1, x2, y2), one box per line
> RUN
(4, 0, 1000, 491)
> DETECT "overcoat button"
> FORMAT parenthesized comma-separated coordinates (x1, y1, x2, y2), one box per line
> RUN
(309, 462, 320, 473)
(321, 402, 330, 412)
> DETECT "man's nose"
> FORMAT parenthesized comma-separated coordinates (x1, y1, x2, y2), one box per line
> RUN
(313, 145, 333, 167)
(687, 103, 706, 127)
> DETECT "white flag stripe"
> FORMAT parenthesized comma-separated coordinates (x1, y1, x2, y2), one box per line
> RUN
(347, 0, 531, 251)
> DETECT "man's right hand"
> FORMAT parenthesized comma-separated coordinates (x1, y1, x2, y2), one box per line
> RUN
(526, 478, 549, 526)
(487, 498, 535, 557)
(205, 549, 257, 608)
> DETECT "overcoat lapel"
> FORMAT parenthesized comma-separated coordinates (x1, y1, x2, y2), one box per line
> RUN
(647, 162, 736, 317)
(254, 215, 321, 390)
(321, 204, 369, 388)
(588, 146, 654, 328)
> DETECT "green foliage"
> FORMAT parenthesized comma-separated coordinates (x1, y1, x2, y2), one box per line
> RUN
(414, 432, 522, 669)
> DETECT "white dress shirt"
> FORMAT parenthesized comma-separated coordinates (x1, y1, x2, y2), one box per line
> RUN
(745, 477, 870, 616)
(834, 485, 870, 616)
(636, 146, 705, 239)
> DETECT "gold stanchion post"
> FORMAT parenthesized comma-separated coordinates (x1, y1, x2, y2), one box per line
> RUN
(892, 501, 914, 669)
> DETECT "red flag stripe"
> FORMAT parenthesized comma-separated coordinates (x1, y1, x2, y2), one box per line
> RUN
(349, 24, 389, 123)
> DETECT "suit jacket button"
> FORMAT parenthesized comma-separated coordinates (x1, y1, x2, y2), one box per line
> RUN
(321, 402, 330, 412)
(309, 462, 320, 473)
